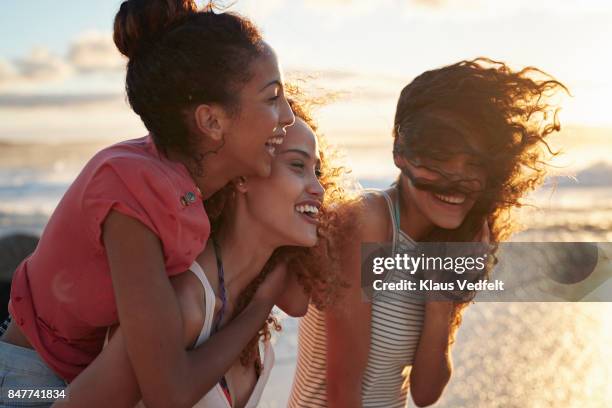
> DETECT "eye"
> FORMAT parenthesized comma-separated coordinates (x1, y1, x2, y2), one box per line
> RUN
(267, 87, 281, 103)
(291, 161, 305, 170)
(315, 168, 323, 178)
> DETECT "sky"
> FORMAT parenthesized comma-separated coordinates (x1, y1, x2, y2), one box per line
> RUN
(1, 0, 611, 171)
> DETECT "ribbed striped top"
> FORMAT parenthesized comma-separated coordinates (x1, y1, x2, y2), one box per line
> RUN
(289, 189, 425, 408)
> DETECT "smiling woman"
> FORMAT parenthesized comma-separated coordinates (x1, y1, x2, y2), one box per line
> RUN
(0, 1, 300, 407)
(290, 57, 569, 408)
(113, 0, 295, 191)
(47, 95, 350, 408)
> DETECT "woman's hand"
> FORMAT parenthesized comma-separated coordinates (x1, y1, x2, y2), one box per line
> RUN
(409, 300, 454, 407)
(409, 223, 490, 406)
(253, 261, 289, 306)
(275, 265, 310, 317)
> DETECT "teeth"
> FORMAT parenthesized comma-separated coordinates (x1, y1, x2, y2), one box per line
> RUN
(295, 204, 320, 215)
(267, 136, 284, 146)
(434, 193, 465, 204)
(266, 145, 276, 155)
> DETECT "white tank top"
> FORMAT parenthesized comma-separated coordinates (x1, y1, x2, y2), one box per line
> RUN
(188, 261, 275, 408)
(106, 261, 275, 408)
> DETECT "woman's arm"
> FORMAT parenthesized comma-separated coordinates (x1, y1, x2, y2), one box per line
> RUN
(409, 222, 488, 406)
(325, 195, 390, 407)
(409, 301, 454, 407)
(275, 267, 309, 317)
(325, 240, 372, 408)
(54, 211, 285, 408)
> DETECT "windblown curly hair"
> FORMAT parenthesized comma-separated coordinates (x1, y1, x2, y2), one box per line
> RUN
(203, 89, 353, 369)
(392, 57, 568, 341)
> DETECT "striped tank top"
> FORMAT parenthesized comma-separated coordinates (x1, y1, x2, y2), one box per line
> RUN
(289, 189, 426, 408)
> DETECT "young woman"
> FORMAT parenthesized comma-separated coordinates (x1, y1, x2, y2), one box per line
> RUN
(52, 99, 347, 408)
(289, 58, 568, 407)
(0, 1, 296, 407)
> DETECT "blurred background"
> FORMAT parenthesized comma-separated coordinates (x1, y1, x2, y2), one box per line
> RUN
(0, 1, 610, 407)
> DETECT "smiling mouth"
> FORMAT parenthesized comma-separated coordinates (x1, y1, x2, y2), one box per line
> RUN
(265, 136, 284, 155)
(433, 192, 466, 205)
(295, 204, 320, 218)
(295, 204, 321, 225)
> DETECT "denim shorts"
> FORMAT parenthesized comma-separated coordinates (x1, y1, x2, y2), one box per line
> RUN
(0, 340, 67, 407)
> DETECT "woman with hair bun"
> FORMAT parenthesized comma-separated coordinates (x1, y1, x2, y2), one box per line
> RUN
(0, 1, 296, 407)
(50, 96, 350, 408)
(290, 58, 568, 408)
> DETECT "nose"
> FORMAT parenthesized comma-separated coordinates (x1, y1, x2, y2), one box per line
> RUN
(307, 173, 325, 198)
(441, 154, 473, 179)
(278, 95, 295, 130)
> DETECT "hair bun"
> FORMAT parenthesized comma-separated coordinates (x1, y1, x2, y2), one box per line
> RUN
(113, 0, 198, 58)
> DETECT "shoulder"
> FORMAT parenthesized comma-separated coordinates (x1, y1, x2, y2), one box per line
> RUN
(91, 136, 172, 178)
(332, 190, 393, 283)
(83, 136, 196, 213)
(355, 190, 394, 243)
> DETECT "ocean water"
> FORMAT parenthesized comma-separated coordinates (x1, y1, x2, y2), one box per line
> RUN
(2, 140, 612, 241)
(1, 141, 611, 407)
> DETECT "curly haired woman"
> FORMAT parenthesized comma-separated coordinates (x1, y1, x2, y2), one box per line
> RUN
(49, 95, 350, 408)
(289, 58, 568, 408)
(0, 1, 299, 407)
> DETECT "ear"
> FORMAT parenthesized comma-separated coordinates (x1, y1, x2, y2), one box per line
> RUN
(393, 152, 408, 169)
(232, 176, 249, 193)
(194, 104, 229, 142)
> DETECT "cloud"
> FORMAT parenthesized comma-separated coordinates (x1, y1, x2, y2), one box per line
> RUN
(0, 48, 74, 86)
(0, 92, 122, 109)
(285, 66, 402, 104)
(0, 59, 17, 83)
(67, 32, 125, 73)
(287, 67, 361, 82)
(15, 48, 73, 81)
(0, 31, 124, 88)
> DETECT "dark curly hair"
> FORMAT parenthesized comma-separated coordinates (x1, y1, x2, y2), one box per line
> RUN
(392, 57, 568, 341)
(203, 89, 352, 370)
(113, 0, 265, 167)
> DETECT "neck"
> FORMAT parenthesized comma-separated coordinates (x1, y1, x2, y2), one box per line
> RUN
(166, 149, 237, 200)
(396, 175, 435, 241)
(215, 205, 277, 297)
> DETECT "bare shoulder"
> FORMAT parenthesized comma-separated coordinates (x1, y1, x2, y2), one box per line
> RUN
(169, 271, 207, 348)
(333, 190, 393, 286)
(355, 190, 393, 243)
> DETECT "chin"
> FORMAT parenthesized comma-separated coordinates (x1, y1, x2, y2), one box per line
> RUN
(430, 216, 465, 230)
(257, 162, 273, 178)
(294, 234, 318, 248)
(288, 229, 318, 248)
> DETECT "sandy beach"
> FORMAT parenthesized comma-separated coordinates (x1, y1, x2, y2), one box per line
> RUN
(261, 303, 611, 407)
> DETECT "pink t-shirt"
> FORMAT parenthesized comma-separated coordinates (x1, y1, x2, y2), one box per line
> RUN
(8, 135, 210, 382)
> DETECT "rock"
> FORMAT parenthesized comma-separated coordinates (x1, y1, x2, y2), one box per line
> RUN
(0, 233, 39, 322)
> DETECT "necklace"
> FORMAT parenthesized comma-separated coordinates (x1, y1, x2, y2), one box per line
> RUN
(211, 237, 232, 404)
(212, 237, 227, 333)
